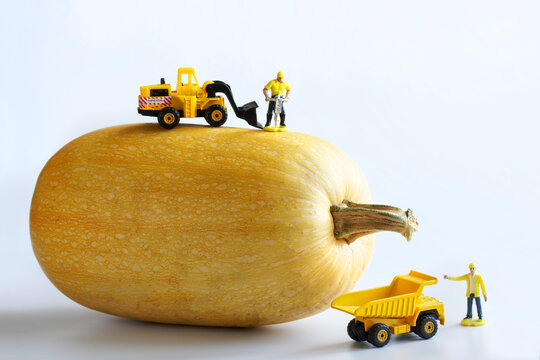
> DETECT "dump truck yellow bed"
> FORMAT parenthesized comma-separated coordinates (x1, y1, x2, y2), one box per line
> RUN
(332, 270, 437, 319)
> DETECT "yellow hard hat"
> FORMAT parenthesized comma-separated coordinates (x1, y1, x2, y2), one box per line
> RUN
(469, 263, 477, 269)
(277, 71, 285, 78)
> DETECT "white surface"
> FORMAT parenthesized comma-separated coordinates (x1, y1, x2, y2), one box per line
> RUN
(1, 1, 539, 359)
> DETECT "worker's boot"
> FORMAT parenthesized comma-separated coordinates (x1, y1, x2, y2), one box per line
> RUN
(264, 113, 275, 132)
(278, 114, 288, 132)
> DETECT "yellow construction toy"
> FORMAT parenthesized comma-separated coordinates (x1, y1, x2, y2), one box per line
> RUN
(138, 68, 262, 129)
(332, 270, 445, 347)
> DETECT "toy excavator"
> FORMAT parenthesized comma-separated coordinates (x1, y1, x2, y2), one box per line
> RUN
(138, 68, 262, 129)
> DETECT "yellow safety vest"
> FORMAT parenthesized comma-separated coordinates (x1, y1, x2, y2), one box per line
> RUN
(449, 273, 487, 297)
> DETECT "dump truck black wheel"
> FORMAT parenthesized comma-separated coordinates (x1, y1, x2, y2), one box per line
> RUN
(347, 319, 366, 342)
(158, 107, 181, 129)
(367, 323, 391, 347)
(205, 105, 228, 127)
(413, 314, 438, 339)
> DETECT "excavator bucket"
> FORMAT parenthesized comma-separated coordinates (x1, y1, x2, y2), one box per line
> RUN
(237, 101, 262, 129)
(205, 81, 263, 129)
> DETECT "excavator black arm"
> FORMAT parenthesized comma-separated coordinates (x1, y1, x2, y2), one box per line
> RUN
(205, 81, 262, 129)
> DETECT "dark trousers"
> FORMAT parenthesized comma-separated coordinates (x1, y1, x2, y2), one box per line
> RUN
(266, 96, 286, 126)
(466, 293, 483, 319)
(266, 96, 286, 115)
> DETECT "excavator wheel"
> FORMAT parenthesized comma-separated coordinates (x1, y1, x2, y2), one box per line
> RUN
(204, 105, 228, 127)
(158, 107, 181, 129)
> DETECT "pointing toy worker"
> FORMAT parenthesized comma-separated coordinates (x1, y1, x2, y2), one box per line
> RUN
(444, 263, 487, 326)
(263, 71, 291, 132)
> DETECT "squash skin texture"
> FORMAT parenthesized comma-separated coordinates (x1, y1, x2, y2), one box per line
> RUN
(30, 124, 374, 326)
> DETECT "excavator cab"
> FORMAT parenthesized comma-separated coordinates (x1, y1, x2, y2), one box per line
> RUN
(176, 68, 202, 97)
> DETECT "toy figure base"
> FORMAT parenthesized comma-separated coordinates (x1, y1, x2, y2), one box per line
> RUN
(461, 318, 486, 326)
(263, 125, 288, 132)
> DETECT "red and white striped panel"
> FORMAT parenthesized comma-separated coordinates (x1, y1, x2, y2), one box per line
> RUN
(139, 96, 172, 107)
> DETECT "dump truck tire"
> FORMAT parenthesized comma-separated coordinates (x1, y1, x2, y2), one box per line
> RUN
(413, 314, 438, 339)
(367, 323, 391, 347)
(204, 105, 228, 127)
(347, 319, 366, 342)
(158, 108, 181, 129)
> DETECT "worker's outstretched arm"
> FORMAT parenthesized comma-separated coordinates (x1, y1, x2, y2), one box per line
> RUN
(443, 274, 468, 281)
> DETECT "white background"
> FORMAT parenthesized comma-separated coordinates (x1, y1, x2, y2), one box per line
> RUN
(1, 1, 539, 359)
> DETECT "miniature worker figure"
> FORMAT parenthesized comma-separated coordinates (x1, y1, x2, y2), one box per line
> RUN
(444, 263, 487, 326)
(263, 71, 291, 132)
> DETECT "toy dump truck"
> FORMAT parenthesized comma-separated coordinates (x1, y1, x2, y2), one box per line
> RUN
(138, 67, 262, 129)
(332, 270, 445, 347)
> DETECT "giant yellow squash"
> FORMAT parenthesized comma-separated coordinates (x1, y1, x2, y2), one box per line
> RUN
(30, 124, 417, 326)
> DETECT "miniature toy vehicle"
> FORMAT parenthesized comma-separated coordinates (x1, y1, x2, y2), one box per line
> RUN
(332, 270, 445, 347)
(138, 68, 262, 129)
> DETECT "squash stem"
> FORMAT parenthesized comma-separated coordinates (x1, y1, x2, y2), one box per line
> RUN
(330, 201, 418, 244)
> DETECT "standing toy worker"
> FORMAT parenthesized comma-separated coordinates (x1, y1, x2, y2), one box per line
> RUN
(263, 71, 291, 132)
(444, 263, 487, 326)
